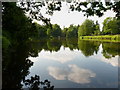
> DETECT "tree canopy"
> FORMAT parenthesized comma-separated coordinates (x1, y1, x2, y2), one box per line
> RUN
(47, 24, 62, 37)
(17, 1, 120, 25)
(78, 19, 97, 36)
(2, 2, 37, 42)
(102, 17, 120, 35)
(66, 25, 78, 38)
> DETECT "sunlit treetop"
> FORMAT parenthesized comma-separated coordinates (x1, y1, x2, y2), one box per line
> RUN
(17, 0, 120, 25)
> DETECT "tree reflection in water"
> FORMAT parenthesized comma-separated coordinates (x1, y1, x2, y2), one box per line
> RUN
(78, 40, 101, 57)
(2, 38, 120, 89)
(102, 42, 120, 59)
(2, 41, 54, 90)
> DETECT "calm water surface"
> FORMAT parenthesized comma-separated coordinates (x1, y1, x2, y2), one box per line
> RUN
(25, 39, 119, 88)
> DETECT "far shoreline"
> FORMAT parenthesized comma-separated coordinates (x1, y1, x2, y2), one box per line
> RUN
(79, 35, 120, 43)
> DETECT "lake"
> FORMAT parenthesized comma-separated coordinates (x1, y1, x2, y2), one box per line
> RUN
(24, 38, 119, 88)
(2, 38, 120, 89)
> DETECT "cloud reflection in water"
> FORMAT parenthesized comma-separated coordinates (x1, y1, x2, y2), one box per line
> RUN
(101, 56, 118, 67)
(29, 47, 82, 63)
(48, 64, 96, 84)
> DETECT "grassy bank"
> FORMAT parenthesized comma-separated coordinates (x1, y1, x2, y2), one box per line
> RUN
(79, 35, 120, 42)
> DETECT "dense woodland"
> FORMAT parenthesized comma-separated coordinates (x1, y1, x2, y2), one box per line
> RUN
(2, 1, 120, 89)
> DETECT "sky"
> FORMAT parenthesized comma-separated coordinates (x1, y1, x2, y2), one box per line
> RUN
(34, 2, 116, 30)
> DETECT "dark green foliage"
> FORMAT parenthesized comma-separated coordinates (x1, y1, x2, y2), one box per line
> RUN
(47, 38, 62, 52)
(62, 28, 68, 37)
(38, 24, 79, 39)
(34, 23, 48, 38)
(2, 42, 34, 89)
(66, 25, 78, 38)
(2, 36, 10, 48)
(2, 2, 38, 43)
(52, 24, 62, 37)
(66, 38, 78, 50)
(47, 24, 62, 37)
(112, 2, 120, 18)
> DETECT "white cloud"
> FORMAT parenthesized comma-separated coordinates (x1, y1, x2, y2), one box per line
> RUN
(48, 64, 96, 84)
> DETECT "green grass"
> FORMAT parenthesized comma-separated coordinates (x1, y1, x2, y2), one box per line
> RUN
(79, 35, 120, 42)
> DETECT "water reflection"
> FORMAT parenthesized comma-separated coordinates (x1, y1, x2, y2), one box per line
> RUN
(100, 56, 118, 67)
(102, 42, 120, 59)
(28, 38, 119, 88)
(48, 64, 96, 84)
(31, 47, 80, 63)
(2, 38, 119, 89)
(47, 38, 62, 52)
(33, 38, 120, 58)
(78, 40, 101, 57)
(2, 43, 34, 89)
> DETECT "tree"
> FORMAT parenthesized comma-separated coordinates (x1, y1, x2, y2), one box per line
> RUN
(47, 24, 62, 37)
(33, 23, 47, 38)
(102, 17, 120, 35)
(2, 2, 38, 42)
(94, 21, 100, 35)
(52, 24, 62, 37)
(66, 25, 78, 38)
(78, 19, 96, 36)
(62, 27, 68, 37)
(17, 1, 120, 25)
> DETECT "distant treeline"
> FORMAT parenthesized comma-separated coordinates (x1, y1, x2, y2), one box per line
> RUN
(33, 17, 120, 39)
(33, 23, 78, 38)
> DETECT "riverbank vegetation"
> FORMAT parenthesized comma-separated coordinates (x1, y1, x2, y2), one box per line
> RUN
(23, 17, 120, 42)
(29, 17, 120, 42)
(78, 17, 120, 41)
(79, 35, 120, 42)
